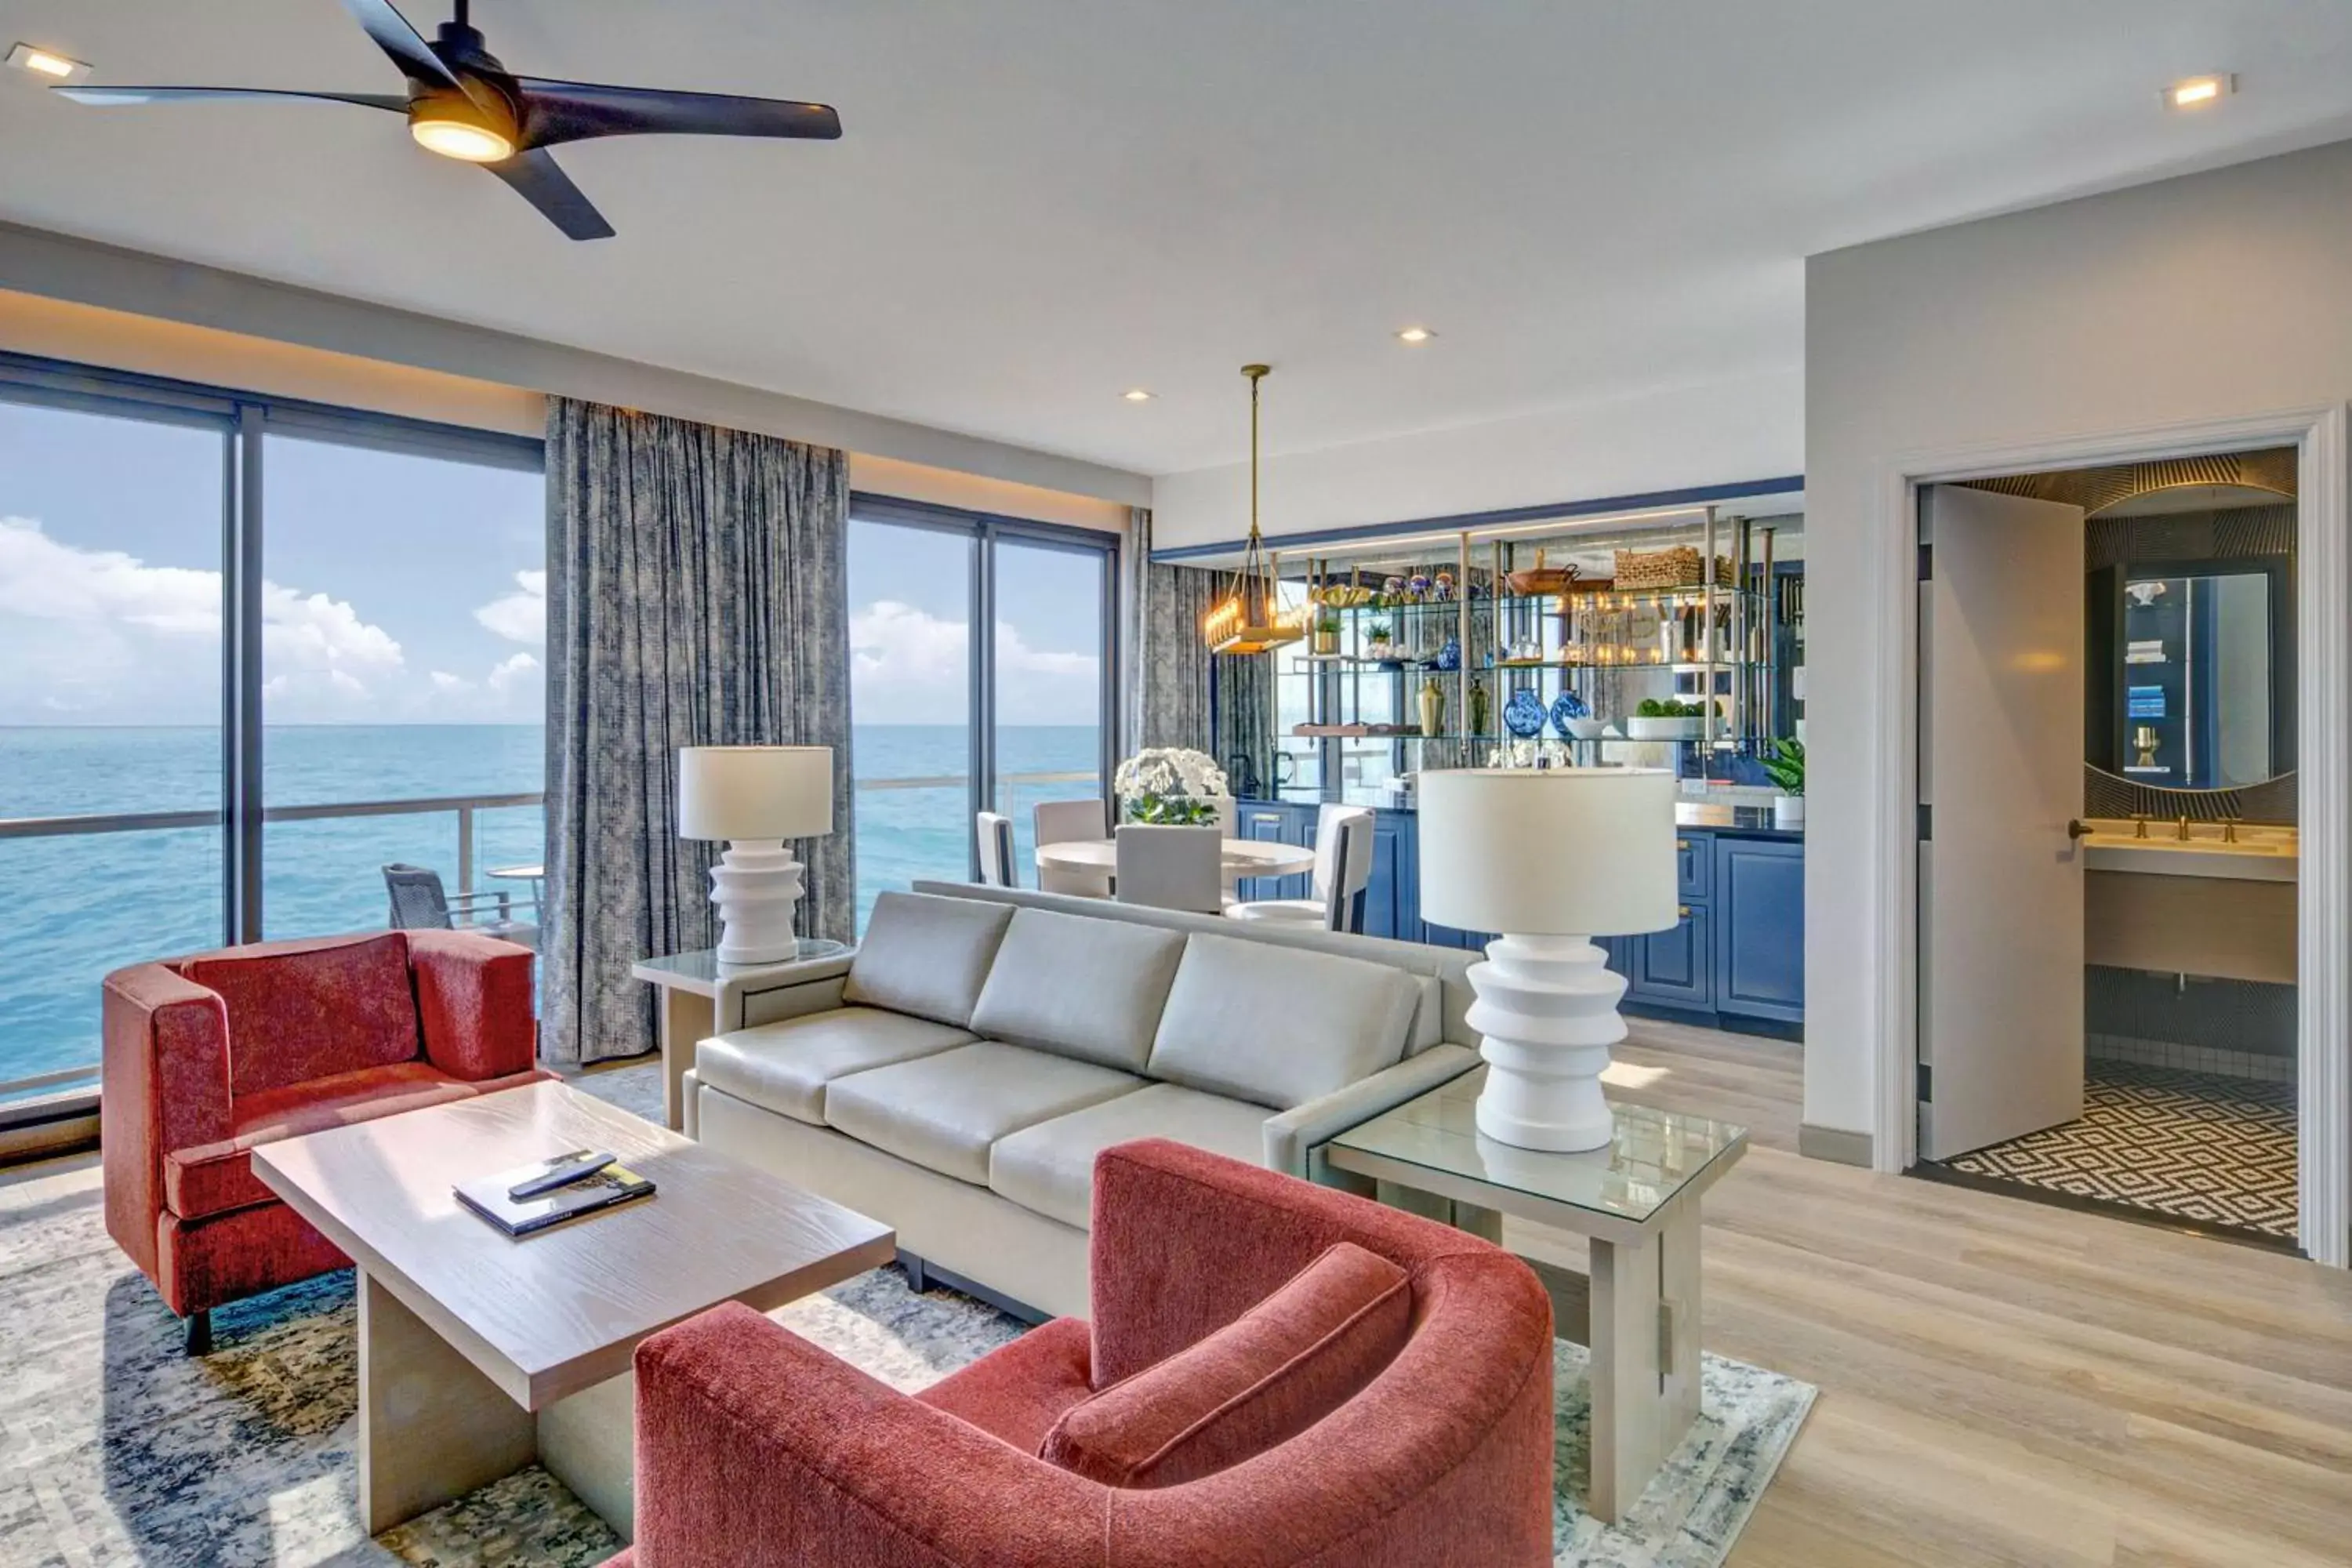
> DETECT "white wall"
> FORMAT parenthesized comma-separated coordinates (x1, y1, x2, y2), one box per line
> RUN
(0, 220, 1149, 510)
(1804, 136, 2352, 1138)
(1150, 368, 1802, 549)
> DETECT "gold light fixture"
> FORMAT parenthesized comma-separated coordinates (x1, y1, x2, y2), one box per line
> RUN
(1204, 364, 1306, 655)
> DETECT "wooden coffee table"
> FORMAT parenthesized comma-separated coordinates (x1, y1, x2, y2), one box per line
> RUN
(252, 1080, 894, 1541)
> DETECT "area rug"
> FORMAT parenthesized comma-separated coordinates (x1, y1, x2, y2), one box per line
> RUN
(0, 1069, 1812, 1568)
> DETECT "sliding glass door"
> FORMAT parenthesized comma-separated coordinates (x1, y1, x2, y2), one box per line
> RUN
(0, 396, 229, 1108)
(259, 433, 546, 938)
(848, 499, 1117, 926)
(991, 538, 1109, 877)
(0, 354, 543, 1119)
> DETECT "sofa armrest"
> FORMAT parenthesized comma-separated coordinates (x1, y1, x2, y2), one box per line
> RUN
(101, 964, 234, 1279)
(406, 929, 537, 1080)
(633, 1302, 1102, 1566)
(1261, 1043, 1479, 1182)
(731, 956, 853, 1030)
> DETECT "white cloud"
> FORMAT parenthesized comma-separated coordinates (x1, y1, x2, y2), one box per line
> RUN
(849, 599, 1098, 725)
(0, 515, 217, 633)
(475, 569, 546, 644)
(487, 652, 539, 693)
(430, 670, 469, 693)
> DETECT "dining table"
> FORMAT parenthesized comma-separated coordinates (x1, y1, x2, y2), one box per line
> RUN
(1033, 836, 1316, 892)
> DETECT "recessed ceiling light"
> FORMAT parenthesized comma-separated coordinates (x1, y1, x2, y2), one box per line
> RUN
(6, 42, 91, 84)
(1122, 388, 1155, 402)
(1396, 326, 1436, 345)
(2164, 73, 2234, 111)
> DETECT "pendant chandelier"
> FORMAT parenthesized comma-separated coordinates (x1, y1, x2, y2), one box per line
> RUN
(1203, 363, 1305, 655)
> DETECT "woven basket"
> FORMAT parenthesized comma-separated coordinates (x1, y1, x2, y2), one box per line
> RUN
(1613, 546, 1733, 590)
(1501, 549, 1577, 596)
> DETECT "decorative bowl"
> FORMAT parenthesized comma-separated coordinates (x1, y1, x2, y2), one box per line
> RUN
(1564, 717, 1609, 740)
(1502, 689, 1548, 739)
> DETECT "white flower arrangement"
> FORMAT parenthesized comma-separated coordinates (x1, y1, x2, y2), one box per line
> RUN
(1114, 747, 1230, 824)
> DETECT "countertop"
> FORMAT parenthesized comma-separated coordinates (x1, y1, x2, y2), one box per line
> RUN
(1247, 793, 1804, 840)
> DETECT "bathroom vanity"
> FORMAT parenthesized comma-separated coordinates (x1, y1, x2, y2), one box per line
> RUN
(2078, 818, 2298, 985)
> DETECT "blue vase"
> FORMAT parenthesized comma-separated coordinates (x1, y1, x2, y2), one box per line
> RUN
(1436, 637, 1461, 672)
(1548, 690, 1589, 736)
(1503, 689, 1547, 739)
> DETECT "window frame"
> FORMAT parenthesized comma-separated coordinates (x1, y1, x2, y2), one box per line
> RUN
(848, 493, 1122, 881)
(0, 350, 543, 1129)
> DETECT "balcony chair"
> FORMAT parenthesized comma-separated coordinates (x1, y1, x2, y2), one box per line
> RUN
(1229, 804, 1374, 934)
(1113, 823, 1222, 914)
(601, 1138, 1555, 1568)
(102, 930, 547, 1353)
(975, 810, 1017, 887)
(383, 861, 539, 949)
(1033, 797, 1111, 898)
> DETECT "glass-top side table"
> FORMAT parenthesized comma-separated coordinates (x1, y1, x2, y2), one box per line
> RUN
(629, 941, 853, 1130)
(1324, 1065, 1749, 1525)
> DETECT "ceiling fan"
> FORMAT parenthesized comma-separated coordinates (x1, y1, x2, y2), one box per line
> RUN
(55, 0, 842, 241)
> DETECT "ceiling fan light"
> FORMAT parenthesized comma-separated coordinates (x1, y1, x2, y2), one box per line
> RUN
(411, 114, 514, 162)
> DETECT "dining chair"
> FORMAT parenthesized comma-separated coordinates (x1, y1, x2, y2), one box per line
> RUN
(1034, 797, 1112, 898)
(1113, 824, 1223, 915)
(975, 811, 1017, 887)
(1226, 804, 1374, 933)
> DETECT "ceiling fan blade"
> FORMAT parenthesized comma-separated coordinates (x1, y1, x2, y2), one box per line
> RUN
(56, 85, 408, 111)
(485, 148, 615, 241)
(336, 0, 460, 89)
(511, 78, 841, 150)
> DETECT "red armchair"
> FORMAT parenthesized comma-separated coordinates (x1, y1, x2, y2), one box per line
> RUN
(102, 929, 546, 1352)
(608, 1138, 1556, 1567)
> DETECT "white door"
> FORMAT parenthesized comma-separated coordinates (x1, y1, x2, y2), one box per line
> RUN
(1921, 485, 2087, 1160)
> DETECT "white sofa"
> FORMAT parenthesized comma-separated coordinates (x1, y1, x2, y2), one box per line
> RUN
(684, 884, 1482, 1319)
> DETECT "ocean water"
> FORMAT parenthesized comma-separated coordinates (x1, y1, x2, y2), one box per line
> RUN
(0, 723, 1098, 1094)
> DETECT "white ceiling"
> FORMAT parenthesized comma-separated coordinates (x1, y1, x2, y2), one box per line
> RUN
(4, 1, 2351, 478)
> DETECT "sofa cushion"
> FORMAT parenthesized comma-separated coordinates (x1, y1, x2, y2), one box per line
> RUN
(915, 1316, 1095, 1454)
(825, 1041, 1146, 1185)
(696, 1008, 975, 1125)
(165, 1061, 543, 1218)
(183, 933, 421, 1098)
(1147, 933, 1419, 1112)
(989, 1083, 1270, 1232)
(1040, 1240, 1412, 1488)
(840, 892, 1014, 1028)
(967, 909, 1188, 1073)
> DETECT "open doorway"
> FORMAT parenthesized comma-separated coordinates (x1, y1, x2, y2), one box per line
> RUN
(1912, 448, 2302, 1248)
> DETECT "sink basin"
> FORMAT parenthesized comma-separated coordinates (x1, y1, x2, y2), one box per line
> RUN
(2080, 828, 2298, 883)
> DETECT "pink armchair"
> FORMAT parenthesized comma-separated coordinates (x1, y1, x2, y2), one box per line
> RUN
(607, 1138, 1556, 1567)
(103, 929, 547, 1352)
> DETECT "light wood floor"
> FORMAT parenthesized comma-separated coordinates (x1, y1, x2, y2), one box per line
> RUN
(9, 1025, 2347, 1566)
(1552, 1016, 2352, 1568)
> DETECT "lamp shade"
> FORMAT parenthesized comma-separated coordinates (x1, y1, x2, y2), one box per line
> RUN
(1417, 768, 1679, 936)
(677, 746, 834, 841)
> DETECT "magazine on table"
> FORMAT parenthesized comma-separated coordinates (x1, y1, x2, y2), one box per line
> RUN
(456, 1148, 655, 1236)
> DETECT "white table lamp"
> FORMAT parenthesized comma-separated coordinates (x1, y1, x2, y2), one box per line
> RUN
(1418, 768, 1679, 1152)
(677, 746, 834, 964)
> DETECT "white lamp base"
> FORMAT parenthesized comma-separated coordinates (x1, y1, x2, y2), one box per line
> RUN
(1465, 933, 1625, 1152)
(709, 840, 804, 964)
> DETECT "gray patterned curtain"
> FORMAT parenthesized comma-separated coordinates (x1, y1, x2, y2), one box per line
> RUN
(1212, 645, 1275, 801)
(1126, 507, 1214, 750)
(542, 398, 852, 1064)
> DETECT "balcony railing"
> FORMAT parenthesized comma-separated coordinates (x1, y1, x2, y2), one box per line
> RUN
(0, 769, 1104, 1108)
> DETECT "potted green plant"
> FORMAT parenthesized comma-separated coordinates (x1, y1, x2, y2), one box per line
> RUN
(1363, 620, 1396, 662)
(1623, 696, 1707, 741)
(1762, 737, 1805, 828)
(1312, 611, 1341, 655)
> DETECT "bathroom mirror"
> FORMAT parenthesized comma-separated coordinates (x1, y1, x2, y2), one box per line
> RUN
(2082, 474, 2296, 816)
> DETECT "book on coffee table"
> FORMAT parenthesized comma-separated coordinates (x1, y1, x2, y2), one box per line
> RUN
(456, 1150, 656, 1236)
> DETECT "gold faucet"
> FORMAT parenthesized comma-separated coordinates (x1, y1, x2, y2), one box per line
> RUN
(2131, 814, 2152, 840)
(2223, 815, 2241, 844)
(2176, 815, 2193, 842)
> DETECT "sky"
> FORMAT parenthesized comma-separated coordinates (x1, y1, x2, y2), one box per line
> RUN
(0, 394, 1105, 731)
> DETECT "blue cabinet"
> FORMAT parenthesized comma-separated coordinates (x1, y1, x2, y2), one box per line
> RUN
(1359, 811, 1418, 941)
(1713, 836, 1804, 1023)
